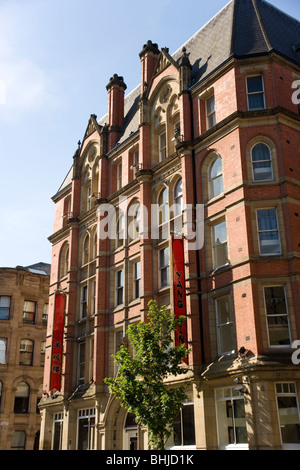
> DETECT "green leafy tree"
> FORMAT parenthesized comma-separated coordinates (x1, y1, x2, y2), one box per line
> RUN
(104, 300, 190, 450)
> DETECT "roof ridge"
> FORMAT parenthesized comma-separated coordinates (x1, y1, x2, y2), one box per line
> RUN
(252, 0, 272, 51)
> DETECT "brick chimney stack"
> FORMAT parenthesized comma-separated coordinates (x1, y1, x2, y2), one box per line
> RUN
(106, 74, 127, 151)
(139, 40, 160, 93)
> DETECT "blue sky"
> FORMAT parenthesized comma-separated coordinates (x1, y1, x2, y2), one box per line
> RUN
(0, 0, 299, 268)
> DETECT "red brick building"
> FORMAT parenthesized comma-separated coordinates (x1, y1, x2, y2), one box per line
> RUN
(39, 0, 300, 450)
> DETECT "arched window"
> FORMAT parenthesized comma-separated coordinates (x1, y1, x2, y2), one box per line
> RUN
(251, 143, 273, 182)
(19, 339, 34, 366)
(174, 178, 183, 215)
(82, 234, 89, 265)
(158, 187, 169, 225)
(128, 203, 141, 241)
(93, 231, 97, 259)
(14, 382, 30, 414)
(158, 187, 169, 240)
(209, 156, 223, 199)
(59, 243, 69, 279)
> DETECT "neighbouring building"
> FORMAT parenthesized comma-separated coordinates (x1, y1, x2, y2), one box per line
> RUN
(0, 263, 50, 450)
(39, 0, 300, 450)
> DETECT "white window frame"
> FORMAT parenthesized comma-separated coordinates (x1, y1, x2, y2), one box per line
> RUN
(275, 382, 300, 449)
(215, 387, 248, 450)
(0, 295, 11, 320)
(80, 285, 88, 319)
(86, 184, 92, 211)
(78, 341, 86, 385)
(116, 269, 124, 306)
(133, 261, 141, 300)
(91, 280, 96, 315)
(51, 412, 64, 450)
(206, 94, 216, 129)
(22, 300, 36, 324)
(159, 246, 170, 289)
(117, 161, 122, 190)
(0, 338, 7, 364)
(246, 75, 266, 110)
(168, 402, 196, 450)
(251, 143, 273, 182)
(208, 156, 223, 199)
(212, 220, 228, 269)
(159, 130, 167, 162)
(256, 208, 281, 256)
(263, 286, 291, 348)
(77, 408, 96, 450)
(157, 187, 169, 240)
(215, 295, 236, 356)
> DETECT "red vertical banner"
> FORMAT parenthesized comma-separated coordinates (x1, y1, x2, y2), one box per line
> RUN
(172, 236, 188, 364)
(50, 292, 66, 392)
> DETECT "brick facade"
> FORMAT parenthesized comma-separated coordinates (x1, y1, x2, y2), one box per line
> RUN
(39, 0, 300, 450)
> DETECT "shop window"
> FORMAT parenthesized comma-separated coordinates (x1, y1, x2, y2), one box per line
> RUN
(173, 404, 195, 447)
(276, 383, 300, 446)
(215, 387, 248, 449)
(77, 408, 96, 450)
(52, 413, 63, 450)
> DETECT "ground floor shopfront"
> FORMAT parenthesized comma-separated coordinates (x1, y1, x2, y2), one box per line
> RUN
(39, 356, 300, 450)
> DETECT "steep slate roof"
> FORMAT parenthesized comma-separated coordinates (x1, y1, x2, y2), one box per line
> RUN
(115, 0, 300, 148)
(173, 0, 300, 87)
(55, 0, 300, 195)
